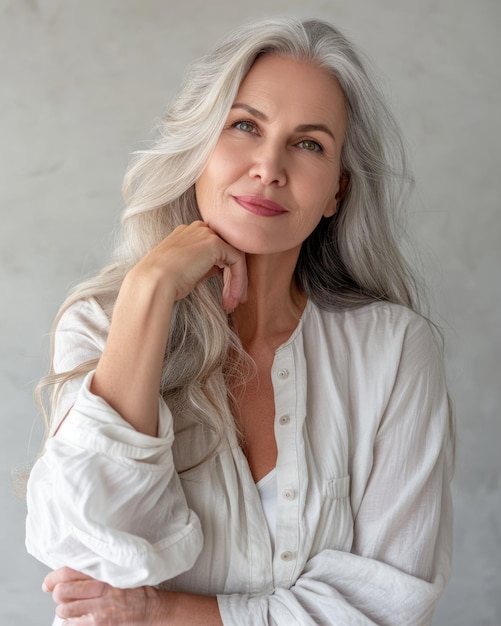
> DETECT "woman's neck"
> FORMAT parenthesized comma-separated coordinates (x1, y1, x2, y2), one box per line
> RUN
(231, 250, 307, 349)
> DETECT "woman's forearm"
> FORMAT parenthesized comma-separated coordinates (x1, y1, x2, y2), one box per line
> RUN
(90, 267, 176, 436)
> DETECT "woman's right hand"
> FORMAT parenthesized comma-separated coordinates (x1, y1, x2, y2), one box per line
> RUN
(89, 220, 247, 436)
(130, 220, 247, 313)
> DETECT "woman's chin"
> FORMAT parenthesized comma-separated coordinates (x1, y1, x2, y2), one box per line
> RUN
(208, 222, 291, 256)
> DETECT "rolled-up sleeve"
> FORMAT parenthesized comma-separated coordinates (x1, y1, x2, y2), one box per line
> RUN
(25, 299, 203, 587)
(26, 371, 203, 587)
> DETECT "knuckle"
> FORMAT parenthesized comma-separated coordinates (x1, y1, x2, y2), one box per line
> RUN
(97, 581, 108, 597)
(55, 602, 70, 619)
(60, 566, 76, 579)
(52, 582, 67, 603)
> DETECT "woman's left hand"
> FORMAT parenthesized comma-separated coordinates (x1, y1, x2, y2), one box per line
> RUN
(44, 567, 165, 625)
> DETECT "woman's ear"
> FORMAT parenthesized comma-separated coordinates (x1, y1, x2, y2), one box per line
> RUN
(324, 171, 350, 218)
(335, 172, 350, 206)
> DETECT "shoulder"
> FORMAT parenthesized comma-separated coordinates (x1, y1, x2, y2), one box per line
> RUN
(56, 297, 111, 337)
(303, 301, 444, 388)
(308, 300, 434, 349)
(305, 302, 449, 436)
(53, 297, 111, 372)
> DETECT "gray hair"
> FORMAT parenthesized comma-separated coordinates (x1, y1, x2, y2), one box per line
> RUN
(37, 17, 428, 463)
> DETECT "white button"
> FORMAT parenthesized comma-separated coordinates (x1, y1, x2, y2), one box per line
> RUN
(277, 368, 289, 380)
(280, 551, 295, 562)
(278, 414, 290, 425)
(281, 488, 296, 501)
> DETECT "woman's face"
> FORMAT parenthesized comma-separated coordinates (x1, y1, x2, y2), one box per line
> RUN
(195, 54, 347, 256)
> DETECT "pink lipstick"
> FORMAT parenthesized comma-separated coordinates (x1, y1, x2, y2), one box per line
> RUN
(233, 195, 287, 217)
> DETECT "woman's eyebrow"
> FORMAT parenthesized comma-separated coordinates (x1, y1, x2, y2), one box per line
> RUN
(295, 123, 336, 142)
(230, 103, 337, 142)
(231, 102, 268, 121)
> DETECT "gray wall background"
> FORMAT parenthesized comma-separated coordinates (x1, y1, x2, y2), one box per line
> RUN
(1, 0, 499, 624)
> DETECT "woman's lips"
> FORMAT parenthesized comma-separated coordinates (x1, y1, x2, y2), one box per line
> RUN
(233, 195, 287, 217)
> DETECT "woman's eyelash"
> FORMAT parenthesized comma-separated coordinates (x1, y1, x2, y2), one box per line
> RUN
(232, 120, 257, 133)
(296, 139, 323, 153)
(231, 121, 323, 152)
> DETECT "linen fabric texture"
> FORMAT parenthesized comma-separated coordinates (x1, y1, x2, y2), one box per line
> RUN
(26, 297, 453, 625)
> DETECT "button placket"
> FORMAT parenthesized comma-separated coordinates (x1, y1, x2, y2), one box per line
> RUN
(272, 347, 301, 586)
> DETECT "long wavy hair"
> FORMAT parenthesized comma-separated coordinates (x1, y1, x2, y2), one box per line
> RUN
(36, 17, 434, 462)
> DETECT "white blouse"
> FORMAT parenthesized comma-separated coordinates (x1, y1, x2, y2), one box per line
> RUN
(26, 297, 453, 625)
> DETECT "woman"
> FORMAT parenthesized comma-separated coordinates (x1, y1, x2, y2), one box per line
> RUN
(26, 16, 453, 625)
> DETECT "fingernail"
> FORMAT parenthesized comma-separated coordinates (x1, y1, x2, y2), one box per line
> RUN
(42, 582, 48, 592)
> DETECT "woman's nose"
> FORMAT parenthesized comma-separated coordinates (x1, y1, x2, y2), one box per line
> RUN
(248, 142, 287, 186)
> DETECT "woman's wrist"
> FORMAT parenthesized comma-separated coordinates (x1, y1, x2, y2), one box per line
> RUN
(156, 590, 223, 626)
(122, 261, 178, 311)
(147, 586, 174, 625)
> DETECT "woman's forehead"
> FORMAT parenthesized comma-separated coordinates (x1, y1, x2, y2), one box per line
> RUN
(233, 54, 347, 135)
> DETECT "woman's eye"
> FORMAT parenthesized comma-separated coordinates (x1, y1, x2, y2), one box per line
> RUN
(297, 139, 322, 152)
(234, 121, 256, 133)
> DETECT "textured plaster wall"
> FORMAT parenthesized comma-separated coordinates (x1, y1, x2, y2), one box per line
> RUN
(1, 1, 499, 624)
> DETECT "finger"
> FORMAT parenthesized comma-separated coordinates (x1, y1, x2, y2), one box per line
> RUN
(202, 265, 223, 281)
(53, 579, 107, 603)
(190, 228, 247, 312)
(44, 567, 93, 592)
(57, 600, 98, 621)
(221, 255, 248, 313)
(62, 615, 96, 626)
